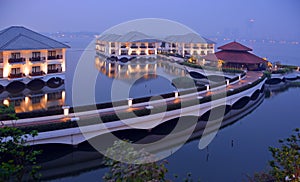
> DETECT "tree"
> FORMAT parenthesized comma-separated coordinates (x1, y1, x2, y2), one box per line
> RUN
(0, 106, 42, 181)
(268, 128, 300, 181)
(103, 140, 169, 182)
(249, 128, 300, 182)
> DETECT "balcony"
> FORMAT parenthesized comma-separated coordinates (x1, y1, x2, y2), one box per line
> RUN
(201, 47, 206, 49)
(29, 71, 45, 76)
(8, 58, 25, 64)
(193, 46, 200, 49)
(148, 45, 155, 48)
(47, 55, 63, 60)
(207, 47, 214, 49)
(140, 45, 147, 49)
(9, 73, 25, 78)
(120, 45, 128, 48)
(130, 45, 138, 49)
(29, 56, 46, 62)
(47, 68, 62, 74)
(120, 53, 128, 55)
(0, 58, 3, 63)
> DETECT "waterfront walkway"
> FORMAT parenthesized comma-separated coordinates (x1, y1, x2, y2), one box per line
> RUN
(1, 71, 263, 128)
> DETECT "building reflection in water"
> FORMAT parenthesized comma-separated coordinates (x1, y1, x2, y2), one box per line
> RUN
(0, 84, 65, 114)
(94, 55, 187, 80)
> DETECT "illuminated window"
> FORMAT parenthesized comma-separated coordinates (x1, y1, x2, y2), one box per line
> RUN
(11, 68, 21, 74)
(11, 52, 21, 59)
(32, 66, 40, 73)
(32, 52, 41, 58)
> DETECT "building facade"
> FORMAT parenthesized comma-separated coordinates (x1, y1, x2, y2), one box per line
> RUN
(162, 33, 215, 57)
(96, 31, 215, 59)
(0, 26, 69, 86)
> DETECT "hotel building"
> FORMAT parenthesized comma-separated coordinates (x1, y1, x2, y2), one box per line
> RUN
(0, 26, 69, 86)
(96, 31, 215, 59)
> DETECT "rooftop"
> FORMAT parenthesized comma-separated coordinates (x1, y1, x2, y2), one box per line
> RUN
(98, 31, 214, 44)
(217, 41, 252, 51)
(0, 26, 70, 51)
(98, 31, 153, 43)
(215, 50, 265, 64)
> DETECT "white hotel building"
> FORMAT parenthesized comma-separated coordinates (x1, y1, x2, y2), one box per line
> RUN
(96, 31, 215, 59)
(0, 26, 69, 87)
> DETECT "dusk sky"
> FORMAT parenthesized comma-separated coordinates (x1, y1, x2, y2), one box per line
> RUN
(1, 0, 300, 41)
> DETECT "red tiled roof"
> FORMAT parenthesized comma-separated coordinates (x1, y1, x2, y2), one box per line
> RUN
(215, 50, 265, 64)
(217, 41, 252, 51)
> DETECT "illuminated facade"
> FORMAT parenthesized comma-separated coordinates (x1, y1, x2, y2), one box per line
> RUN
(0, 26, 69, 84)
(96, 31, 215, 59)
(96, 31, 160, 59)
(162, 33, 215, 57)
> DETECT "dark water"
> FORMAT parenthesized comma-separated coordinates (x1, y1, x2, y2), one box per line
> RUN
(33, 85, 300, 182)
(25, 37, 299, 182)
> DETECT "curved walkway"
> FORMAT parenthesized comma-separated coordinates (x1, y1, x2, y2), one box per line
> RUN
(1, 71, 263, 128)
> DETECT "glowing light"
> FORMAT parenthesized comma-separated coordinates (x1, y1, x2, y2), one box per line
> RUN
(25, 96, 29, 104)
(174, 91, 179, 99)
(3, 99, 9, 106)
(239, 75, 242, 81)
(127, 98, 133, 107)
(24, 67, 29, 76)
(62, 106, 70, 116)
(206, 85, 210, 91)
(226, 79, 230, 86)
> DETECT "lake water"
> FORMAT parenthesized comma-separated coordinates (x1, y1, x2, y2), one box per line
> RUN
(6, 36, 300, 181)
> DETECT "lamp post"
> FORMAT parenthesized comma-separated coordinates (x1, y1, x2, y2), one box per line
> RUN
(206, 84, 210, 91)
(62, 106, 70, 116)
(174, 91, 179, 99)
(127, 98, 133, 107)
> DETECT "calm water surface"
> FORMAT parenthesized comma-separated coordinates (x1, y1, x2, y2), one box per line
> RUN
(10, 37, 300, 181)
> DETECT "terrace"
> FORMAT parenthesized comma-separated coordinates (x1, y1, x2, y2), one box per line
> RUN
(9, 73, 25, 78)
(8, 57, 26, 64)
(29, 57, 46, 62)
(47, 55, 63, 60)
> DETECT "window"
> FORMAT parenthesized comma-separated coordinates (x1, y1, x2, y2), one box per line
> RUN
(31, 96, 42, 104)
(110, 43, 115, 47)
(11, 68, 21, 74)
(32, 52, 41, 58)
(32, 66, 40, 73)
(184, 44, 190, 48)
(48, 51, 56, 56)
(148, 50, 155, 55)
(48, 64, 56, 70)
(0, 68, 3, 78)
(11, 52, 21, 59)
(48, 92, 62, 101)
(121, 50, 128, 55)
(121, 43, 127, 48)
